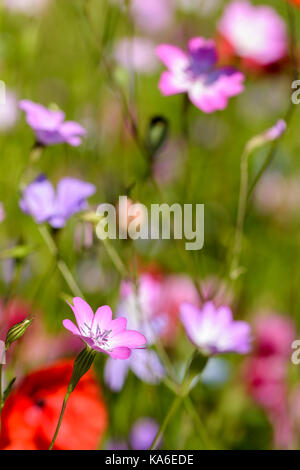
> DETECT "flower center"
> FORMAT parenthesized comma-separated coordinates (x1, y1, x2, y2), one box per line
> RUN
(82, 323, 113, 351)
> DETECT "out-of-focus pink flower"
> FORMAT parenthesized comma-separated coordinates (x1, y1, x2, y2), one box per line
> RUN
(63, 297, 146, 359)
(156, 37, 244, 113)
(0, 203, 5, 223)
(243, 313, 296, 449)
(254, 314, 295, 358)
(3, 0, 50, 16)
(130, 0, 173, 34)
(19, 100, 86, 146)
(0, 91, 19, 132)
(264, 119, 286, 141)
(218, 1, 287, 66)
(180, 301, 251, 355)
(114, 38, 158, 75)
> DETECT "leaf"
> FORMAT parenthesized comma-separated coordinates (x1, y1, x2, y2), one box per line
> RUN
(3, 377, 16, 402)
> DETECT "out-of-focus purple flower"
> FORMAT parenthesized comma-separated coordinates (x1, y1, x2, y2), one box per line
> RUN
(130, 418, 160, 450)
(0, 203, 5, 223)
(3, 0, 50, 16)
(130, 0, 173, 34)
(254, 172, 300, 222)
(156, 37, 244, 113)
(105, 348, 165, 391)
(20, 175, 96, 228)
(263, 119, 286, 141)
(19, 100, 86, 146)
(63, 297, 146, 359)
(115, 37, 158, 75)
(218, 1, 287, 66)
(180, 301, 251, 355)
(0, 91, 19, 132)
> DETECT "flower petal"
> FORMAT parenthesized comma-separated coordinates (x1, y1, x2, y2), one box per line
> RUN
(104, 356, 130, 391)
(62, 319, 81, 336)
(156, 44, 189, 72)
(108, 347, 132, 360)
(71, 297, 94, 332)
(107, 317, 127, 337)
(110, 330, 146, 348)
(92, 305, 113, 334)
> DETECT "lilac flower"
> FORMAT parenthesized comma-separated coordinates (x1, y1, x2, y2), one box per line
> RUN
(218, 1, 287, 65)
(114, 37, 158, 75)
(0, 203, 5, 223)
(130, 418, 160, 450)
(180, 301, 251, 355)
(19, 100, 86, 146)
(20, 175, 96, 228)
(104, 276, 166, 390)
(156, 37, 244, 113)
(63, 297, 146, 359)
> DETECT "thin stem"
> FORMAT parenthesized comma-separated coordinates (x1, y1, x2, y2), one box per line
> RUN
(49, 391, 70, 450)
(38, 225, 84, 298)
(150, 394, 182, 450)
(230, 147, 249, 279)
(184, 395, 212, 450)
(101, 238, 128, 278)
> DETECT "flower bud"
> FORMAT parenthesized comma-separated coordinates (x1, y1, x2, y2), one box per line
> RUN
(5, 317, 33, 350)
(67, 346, 96, 393)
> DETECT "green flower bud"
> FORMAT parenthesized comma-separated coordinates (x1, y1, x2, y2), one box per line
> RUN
(5, 317, 33, 350)
(67, 346, 96, 393)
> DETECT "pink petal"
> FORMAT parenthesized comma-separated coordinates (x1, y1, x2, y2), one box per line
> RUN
(158, 71, 189, 96)
(108, 347, 132, 360)
(107, 317, 127, 337)
(92, 305, 112, 333)
(62, 319, 81, 335)
(156, 44, 189, 72)
(110, 330, 146, 348)
(180, 302, 200, 344)
(71, 297, 94, 331)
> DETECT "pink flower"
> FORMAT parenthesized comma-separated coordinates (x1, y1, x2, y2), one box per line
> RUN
(218, 1, 287, 66)
(156, 37, 244, 113)
(19, 100, 86, 147)
(63, 297, 146, 360)
(180, 301, 251, 355)
(130, 0, 173, 34)
(114, 37, 158, 75)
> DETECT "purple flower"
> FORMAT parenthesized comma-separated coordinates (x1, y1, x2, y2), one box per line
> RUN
(180, 301, 251, 355)
(218, 1, 287, 65)
(156, 37, 244, 113)
(19, 100, 86, 146)
(20, 175, 96, 228)
(114, 37, 158, 75)
(130, 418, 160, 450)
(63, 297, 147, 359)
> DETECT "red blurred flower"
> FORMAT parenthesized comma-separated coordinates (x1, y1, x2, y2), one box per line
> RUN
(0, 360, 108, 450)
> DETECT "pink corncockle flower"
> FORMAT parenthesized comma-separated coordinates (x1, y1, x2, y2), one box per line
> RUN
(218, 1, 287, 66)
(0, 91, 19, 132)
(180, 301, 251, 355)
(130, 0, 173, 34)
(156, 37, 244, 113)
(0, 203, 5, 223)
(63, 297, 146, 359)
(114, 38, 158, 75)
(19, 100, 86, 146)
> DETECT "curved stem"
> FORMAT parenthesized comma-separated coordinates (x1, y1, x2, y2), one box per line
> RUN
(49, 391, 70, 450)
(150, 394, 182, 450)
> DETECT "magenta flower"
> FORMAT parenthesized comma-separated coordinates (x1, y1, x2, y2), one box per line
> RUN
(156, 37, 244, 113)
(19, 100, 86, 146)
(218, 1, 287, 66)
(20, 174, 96, 228)
(180, 301, 251, 355)
(63, 297, 147, 359)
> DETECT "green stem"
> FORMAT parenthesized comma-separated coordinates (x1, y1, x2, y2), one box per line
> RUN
(230, 147, 249, 280)
(38, 225, 84, 298)
(183, 395, 212, 450)
(101, 238, 128, 278)
(150, 394, 182, 450)
(48, 391, 70, 450)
